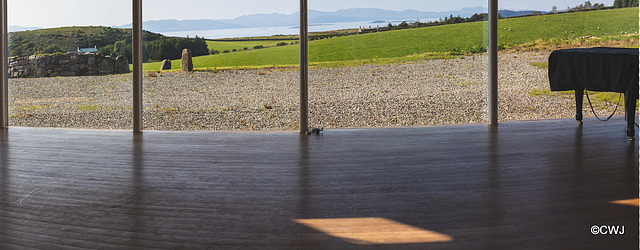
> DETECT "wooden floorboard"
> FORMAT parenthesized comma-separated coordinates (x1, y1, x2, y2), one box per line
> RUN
(0, 116, 637, 249)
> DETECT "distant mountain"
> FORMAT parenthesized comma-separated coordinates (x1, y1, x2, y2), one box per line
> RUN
(9, 25, 41, 32)
(232, 13, 297, 27)
(121, 19, 244, 32)
(119, 7, 545, 33)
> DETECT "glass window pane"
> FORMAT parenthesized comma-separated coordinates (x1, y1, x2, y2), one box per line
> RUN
(308, 1, 488, 129)
(8, 0, 133, 129)
(142, 0, 300, 131)
(498, 1, 638, 122)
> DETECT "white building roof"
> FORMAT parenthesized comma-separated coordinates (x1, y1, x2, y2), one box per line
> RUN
(78, 46, 99, 53)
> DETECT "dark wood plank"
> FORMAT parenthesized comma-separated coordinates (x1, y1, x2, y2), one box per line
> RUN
(0, 116, 637, 249)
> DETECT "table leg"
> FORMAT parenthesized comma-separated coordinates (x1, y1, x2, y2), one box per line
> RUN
(625, 89, 637, 141)
(575, 89, 583, 125)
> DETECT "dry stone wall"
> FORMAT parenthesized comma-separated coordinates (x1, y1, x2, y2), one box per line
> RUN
(8, 54, 130, 78)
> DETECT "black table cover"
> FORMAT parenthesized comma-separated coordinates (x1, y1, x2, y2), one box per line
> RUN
(549, 47, 638, 93)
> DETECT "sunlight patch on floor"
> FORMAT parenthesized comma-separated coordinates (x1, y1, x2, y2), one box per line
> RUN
(294, 217, 453, 245)
(609, 198, 639, 207)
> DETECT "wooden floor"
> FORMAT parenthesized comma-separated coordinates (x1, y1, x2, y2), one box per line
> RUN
(0, 116, 637, 249)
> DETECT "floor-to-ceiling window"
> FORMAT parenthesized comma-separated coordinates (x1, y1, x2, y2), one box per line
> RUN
(8, 0, 133, 129)
(497, 0, 638, 122)
(5, 1, 637, 131)
(141, 0, 301, 131)
(306, 1, 489, 129)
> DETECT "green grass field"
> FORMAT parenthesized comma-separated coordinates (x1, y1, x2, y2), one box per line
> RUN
(143, 7, 638, 71)
(498, 8, 638, 47)
(206, 40, 295, 53)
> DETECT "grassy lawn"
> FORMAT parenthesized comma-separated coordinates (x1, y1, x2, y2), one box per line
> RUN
(143, 7, 638, 71)
(498, 8, 637, 48)
(206, 40, 295, 53)
(143, 22, 486, 71)
(529, 88, 639, 110)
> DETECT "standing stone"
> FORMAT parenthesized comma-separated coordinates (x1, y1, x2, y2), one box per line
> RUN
(181, 49, 193, 72)
(160, 59, 172, 70)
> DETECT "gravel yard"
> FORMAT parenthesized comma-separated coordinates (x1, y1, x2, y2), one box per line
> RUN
(6, 51, 627, 131)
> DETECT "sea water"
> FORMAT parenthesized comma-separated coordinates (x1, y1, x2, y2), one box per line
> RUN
(161, 19, 437, 39)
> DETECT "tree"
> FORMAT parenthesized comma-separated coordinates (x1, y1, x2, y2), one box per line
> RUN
(614, 0, 638, 7)
(11, 47, 23, 57)
(585, 1, 592, 8)
(113, 40, 130, 59)
(43, 44, 63, 54)
(98, 45, 115, 57)
(551, 5, 558, 13)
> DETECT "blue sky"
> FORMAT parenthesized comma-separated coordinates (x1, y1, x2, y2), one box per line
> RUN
(8, 0, 615, 28)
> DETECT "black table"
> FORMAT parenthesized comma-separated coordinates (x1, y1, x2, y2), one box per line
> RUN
(549, 47, 639, 140)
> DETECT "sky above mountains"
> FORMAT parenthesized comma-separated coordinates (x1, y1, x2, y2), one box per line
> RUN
(8, 0, 615, 28)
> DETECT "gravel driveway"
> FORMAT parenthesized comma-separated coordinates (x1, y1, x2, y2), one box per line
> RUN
(6, 51, 626, 131)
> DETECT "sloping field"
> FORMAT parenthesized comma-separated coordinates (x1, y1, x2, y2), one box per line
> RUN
(143, 7, 638, 71)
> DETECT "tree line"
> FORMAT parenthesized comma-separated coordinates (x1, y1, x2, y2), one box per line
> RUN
(379, 13, 494, 32)
(102, 36, 208, 62)
(146, 36, 208, 62)
(614, 0, 639, 7)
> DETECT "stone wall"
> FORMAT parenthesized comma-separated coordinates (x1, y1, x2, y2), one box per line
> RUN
(8, 54, 130, 78)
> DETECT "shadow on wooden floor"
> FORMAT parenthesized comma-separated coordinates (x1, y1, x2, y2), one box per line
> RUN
(0, 116, 637, 249)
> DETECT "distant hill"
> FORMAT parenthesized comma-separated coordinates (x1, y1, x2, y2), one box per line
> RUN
(8, 26, 210, 62)
(11, 8, 547, 35)
(9, 25, 41, 32)
(120, 7, 545, 33)
(134, 19, 245, 33)
(8, 26, 164, 57)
